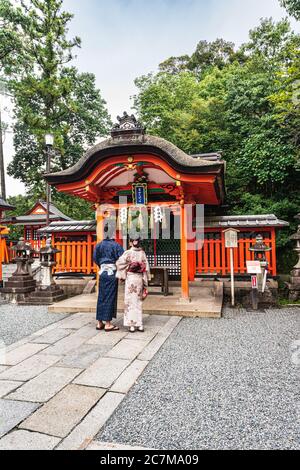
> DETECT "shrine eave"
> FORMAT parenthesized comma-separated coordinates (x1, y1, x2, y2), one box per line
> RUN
(44, 135, 225, 186)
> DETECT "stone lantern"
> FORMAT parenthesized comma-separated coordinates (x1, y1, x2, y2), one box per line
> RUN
(0, 237, 36, 303)
(288, 223, 300, 301)
(249, 234, 272, 262)
(27, 238, 65, 305)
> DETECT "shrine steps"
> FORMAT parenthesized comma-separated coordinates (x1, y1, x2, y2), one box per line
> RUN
(48, 281, 224, 318)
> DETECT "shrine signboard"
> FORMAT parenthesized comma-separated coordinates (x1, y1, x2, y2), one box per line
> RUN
(225, 229, 238, 248)
(132, 183, 147, 206)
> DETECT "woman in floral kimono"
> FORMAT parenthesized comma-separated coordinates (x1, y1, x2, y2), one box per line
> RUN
(116, 238, 151, 333)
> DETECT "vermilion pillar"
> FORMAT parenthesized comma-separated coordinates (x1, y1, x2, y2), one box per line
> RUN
(180, 203, 190, 300)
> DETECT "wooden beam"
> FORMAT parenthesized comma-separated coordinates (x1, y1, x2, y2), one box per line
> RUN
(180, 203, 190, 300)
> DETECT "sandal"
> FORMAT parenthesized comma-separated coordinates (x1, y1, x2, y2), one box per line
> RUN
(96, 324, 105, 331)
(137, 326, 144, 332)
(105, 325, 120, 332)
(128, 326, 136, 333)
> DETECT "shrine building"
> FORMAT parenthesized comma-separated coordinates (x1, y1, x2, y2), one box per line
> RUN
(44, 113, 288, 300)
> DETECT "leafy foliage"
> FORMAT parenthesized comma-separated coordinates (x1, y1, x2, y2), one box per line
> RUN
(280, 0, 300, 19)
(1, 0, 111, 196)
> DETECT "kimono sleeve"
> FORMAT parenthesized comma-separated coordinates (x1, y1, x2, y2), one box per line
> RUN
(143, 252, 151, 286)
(116, 250, 130, 281)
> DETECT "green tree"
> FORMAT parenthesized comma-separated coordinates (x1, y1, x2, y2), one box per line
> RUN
(0, 0, 111, 197)
(280, 0, 300, 19)
(158, 39, 239, 76)
(8, 68, 111, 192)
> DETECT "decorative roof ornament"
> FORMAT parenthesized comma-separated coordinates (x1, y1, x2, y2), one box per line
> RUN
(111, 112, 145, 140)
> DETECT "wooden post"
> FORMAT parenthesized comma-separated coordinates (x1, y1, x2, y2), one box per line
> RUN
(271, 228, 277, 276)
(96, 206, 104, 288)
(0, 234, 2, 285)
(180, 203, 190, 300)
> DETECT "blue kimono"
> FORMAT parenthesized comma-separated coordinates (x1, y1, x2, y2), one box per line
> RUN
(93, 239, 124, 322)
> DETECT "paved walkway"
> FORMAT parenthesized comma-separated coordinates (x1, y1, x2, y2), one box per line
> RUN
(0, 312, 180, 450)
(96, 308, 300, 450)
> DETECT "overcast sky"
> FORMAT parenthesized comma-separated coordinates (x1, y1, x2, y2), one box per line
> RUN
(2, 0, 298, 197)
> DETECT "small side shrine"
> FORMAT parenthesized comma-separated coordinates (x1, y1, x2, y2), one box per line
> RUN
(0, 197, 15, 220)
(2, 200, 71, 249)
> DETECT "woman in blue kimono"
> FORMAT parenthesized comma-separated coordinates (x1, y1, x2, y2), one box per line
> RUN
(93, 231, 124, 332)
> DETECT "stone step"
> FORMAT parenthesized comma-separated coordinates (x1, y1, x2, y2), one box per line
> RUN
(48, 282, 224, 318)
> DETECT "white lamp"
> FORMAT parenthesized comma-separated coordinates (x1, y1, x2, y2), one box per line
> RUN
(45, 133, 54, 147)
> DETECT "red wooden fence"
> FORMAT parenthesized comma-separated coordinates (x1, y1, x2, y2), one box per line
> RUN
(3, 227, 277, 277)
(194, 228, 276, 276)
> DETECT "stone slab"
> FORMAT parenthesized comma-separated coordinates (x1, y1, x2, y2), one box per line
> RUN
(30, 328, 73, 344)
(0, 430, 60, 450)
(87, 330, 127, 347)
(106, 339, 150, 361)
(144, 315, 170, 327)
(137, 317, 181, 362)
(110, 360, 148, 394)
(20, 384, 104, 438)
(0, 380, 23, 398)
(74, 357, 130, 389)
(124, 328, 158, 342)
(57, 344, 109, 369)
(0, 343, 49, 366)
(42, 327, 98, 356)
(0, 366, 8, 374)
(58, 315, 94, 330)
(0, 354, 61, 381)
(137, 335, 169, 362)
(57, 392, 124, 450)
(7, 367, 82, 403)
(159, 316, 182, 338)
(0, 399, 40, 438)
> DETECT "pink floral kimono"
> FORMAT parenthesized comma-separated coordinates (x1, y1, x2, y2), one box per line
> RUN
(116, 247, 151, 328)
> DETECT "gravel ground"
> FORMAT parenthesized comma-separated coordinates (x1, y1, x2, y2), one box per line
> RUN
(0, 303, 69, 346)
(97, 307, 300, 450)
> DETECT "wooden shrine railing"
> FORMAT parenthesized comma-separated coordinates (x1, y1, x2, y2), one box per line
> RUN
(3, 227, 277, 277)
(53, 240, 97, 274)
(194, 229, 277, 277)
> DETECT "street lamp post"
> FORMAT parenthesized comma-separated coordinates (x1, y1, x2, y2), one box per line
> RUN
(45, 134, 54, 228)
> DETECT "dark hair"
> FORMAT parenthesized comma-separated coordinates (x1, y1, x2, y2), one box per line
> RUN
(103, 222, 115, 240)
(130, 237, 142, 248)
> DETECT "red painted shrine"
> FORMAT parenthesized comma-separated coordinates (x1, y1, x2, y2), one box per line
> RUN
(42, 113, 288, 299)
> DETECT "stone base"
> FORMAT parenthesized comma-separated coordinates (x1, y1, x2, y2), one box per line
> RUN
(0, 274, 36, 303)
(22, 284, 66, 306)
(223, 279, 278, 307)
(287, 283, 300, 302)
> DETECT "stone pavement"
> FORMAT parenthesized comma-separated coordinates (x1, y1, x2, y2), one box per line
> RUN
(0, 312, 181, 450)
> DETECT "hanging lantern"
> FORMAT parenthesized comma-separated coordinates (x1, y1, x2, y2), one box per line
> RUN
(154, 206, 163, 223)
(119, 207, 127, 225)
